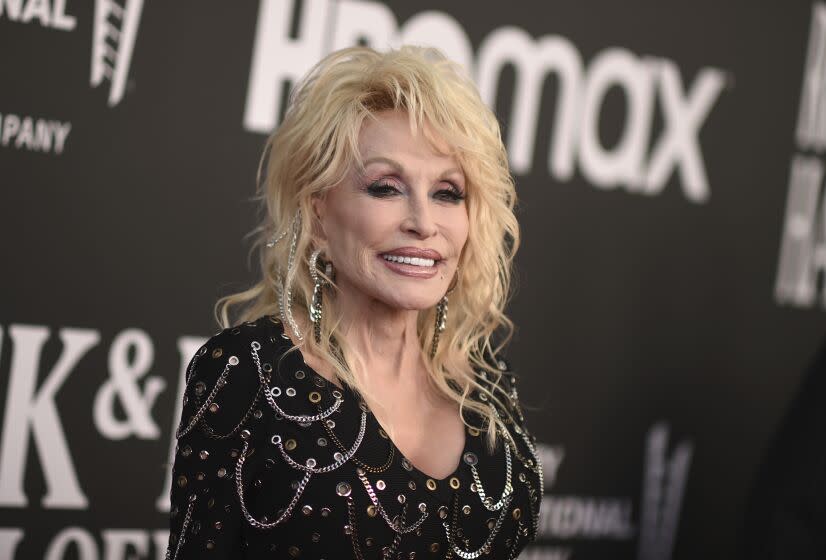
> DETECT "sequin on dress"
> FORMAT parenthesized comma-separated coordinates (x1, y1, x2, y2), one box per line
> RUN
(165, 315, 543, 559)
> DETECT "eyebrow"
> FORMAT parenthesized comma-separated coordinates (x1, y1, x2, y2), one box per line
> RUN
(361, 156, 464, 179)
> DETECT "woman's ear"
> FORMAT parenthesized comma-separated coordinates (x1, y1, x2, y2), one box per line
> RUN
(310, 192, 328, 243)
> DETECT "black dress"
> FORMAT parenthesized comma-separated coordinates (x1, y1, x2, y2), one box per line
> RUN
(165, 314, 543, 559)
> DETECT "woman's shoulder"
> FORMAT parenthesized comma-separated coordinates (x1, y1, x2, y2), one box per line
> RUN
(184, 315, 286, 388)
(475, 347, 536, 438)
(476, 346, 519, 404)
(179, 315, 322, 436)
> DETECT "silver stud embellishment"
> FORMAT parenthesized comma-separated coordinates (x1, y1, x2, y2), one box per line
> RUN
(463, 452, 478, 466)
(336, 482, 352, 497)
(228, 355, 239, 366)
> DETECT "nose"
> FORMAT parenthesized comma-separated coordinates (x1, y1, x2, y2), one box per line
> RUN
(402, 192, 438, 239)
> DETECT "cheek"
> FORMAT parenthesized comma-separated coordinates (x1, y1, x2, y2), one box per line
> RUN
(443, 206, 470, 253)
(326, 198, 396, 262)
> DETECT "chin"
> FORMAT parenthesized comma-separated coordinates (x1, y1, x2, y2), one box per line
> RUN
(378, 291, 443, 312)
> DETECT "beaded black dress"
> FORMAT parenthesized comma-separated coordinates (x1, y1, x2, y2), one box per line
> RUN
(165, 315, 543, 559)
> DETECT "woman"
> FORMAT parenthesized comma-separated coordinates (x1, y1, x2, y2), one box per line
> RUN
(165, 45, 543, 559)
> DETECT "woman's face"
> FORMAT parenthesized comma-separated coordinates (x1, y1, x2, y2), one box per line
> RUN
(313, 109, 469, 312)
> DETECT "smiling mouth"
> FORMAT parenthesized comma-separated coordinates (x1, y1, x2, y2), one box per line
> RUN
(381, 254, 438, 267)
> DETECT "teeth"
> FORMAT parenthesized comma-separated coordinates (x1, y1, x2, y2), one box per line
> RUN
(382, 254, 436, 267)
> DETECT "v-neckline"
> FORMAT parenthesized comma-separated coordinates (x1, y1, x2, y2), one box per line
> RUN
(267, 316, 479, 493)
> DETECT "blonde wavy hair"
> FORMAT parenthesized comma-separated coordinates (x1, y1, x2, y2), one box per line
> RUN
(216, 45, 521, 452)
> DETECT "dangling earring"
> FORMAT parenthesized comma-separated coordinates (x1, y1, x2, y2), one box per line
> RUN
(430, 267, 459, 359)
(277, 208, 304, 342)
(309, 247, 334, 345)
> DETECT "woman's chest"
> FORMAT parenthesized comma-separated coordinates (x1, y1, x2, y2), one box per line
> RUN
(237, 394, 542, 559)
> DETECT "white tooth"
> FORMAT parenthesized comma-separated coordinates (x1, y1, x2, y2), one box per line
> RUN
(383, 254, 436, 267)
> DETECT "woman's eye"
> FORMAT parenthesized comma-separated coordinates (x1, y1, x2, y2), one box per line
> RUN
(366, 181, 401, 197)
(435, 185, 466, 203)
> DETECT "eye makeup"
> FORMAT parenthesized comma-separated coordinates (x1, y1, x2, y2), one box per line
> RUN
(365, 179, 466, 203)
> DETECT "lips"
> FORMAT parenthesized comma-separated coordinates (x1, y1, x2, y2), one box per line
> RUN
(378, 247, 443, 277)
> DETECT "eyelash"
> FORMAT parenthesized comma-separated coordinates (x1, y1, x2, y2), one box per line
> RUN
(366, 180, 466, 203)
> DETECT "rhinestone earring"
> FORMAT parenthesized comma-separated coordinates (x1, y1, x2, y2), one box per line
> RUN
(309, 248, 334, 345)
(430, 268, 459, 359)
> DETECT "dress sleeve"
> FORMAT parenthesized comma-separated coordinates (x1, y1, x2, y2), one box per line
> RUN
(164, 329, 264, 560)
(485, 351, 545, 545)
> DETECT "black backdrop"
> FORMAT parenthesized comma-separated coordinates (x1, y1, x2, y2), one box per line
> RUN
(1, 1, 825, 559)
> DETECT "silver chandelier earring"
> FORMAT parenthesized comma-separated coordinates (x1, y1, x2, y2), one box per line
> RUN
(430, 267, 459, 359)
(276, 208, 304, 342)
(309, 247, 334, 345)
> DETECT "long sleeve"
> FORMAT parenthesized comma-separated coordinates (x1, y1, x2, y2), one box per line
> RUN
(164, 328, 264, 559)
